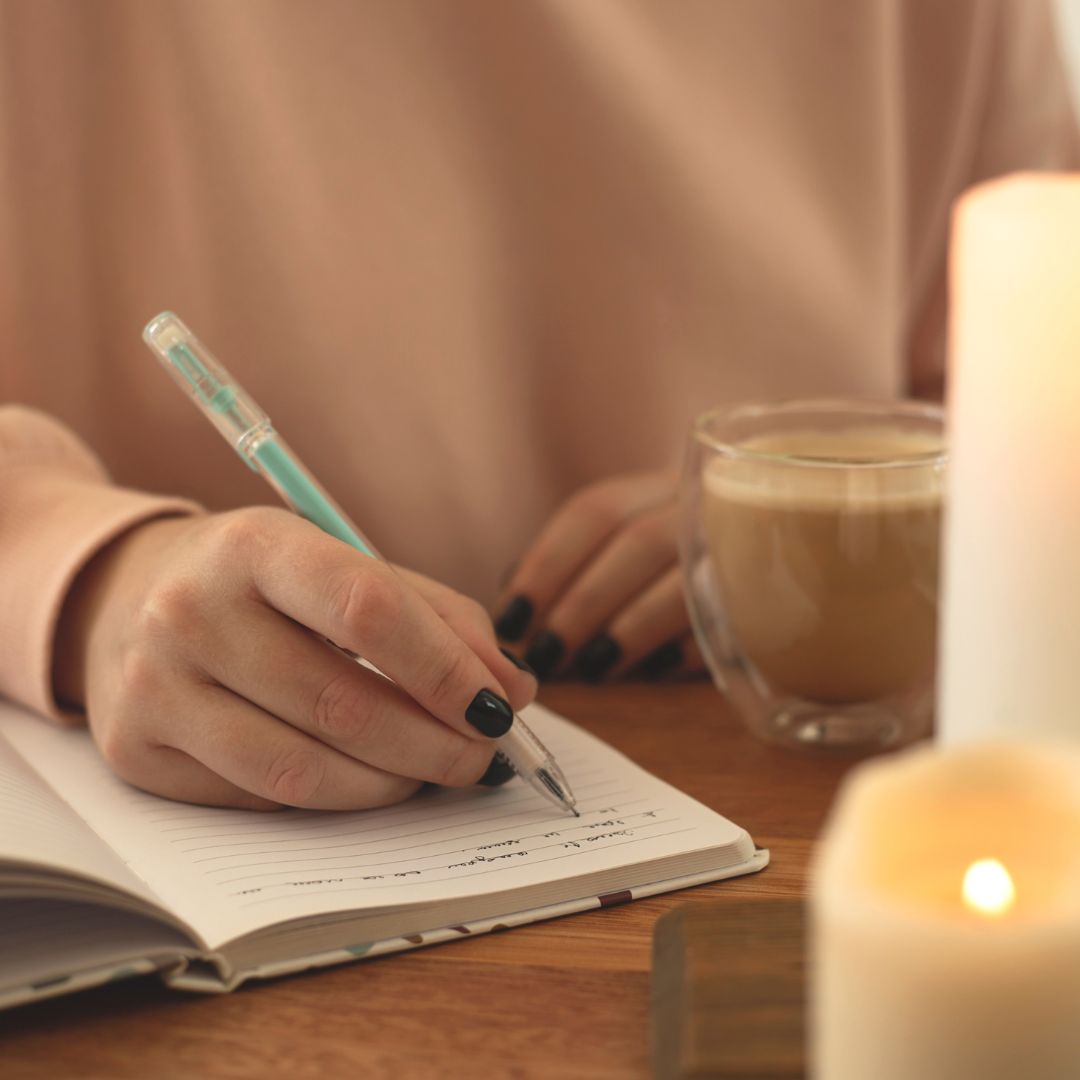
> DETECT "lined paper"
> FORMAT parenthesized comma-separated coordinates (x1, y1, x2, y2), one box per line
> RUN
(0, 704, 749, 950)
(0, 724, 153, 905)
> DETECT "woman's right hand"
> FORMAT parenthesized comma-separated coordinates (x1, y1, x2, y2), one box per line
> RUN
(53, 507, 537, 810)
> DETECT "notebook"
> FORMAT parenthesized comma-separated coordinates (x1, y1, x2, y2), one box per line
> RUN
(0, 699, 767, 1009)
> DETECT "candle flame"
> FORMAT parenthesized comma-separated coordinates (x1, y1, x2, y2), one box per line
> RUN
(962, 858, 1015, 918)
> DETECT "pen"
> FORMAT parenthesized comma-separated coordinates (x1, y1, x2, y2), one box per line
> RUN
(142, 311, 578, 817)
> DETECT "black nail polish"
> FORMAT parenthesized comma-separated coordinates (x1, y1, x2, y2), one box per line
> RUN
(494, 595, 534, 642)
(574, 634, 622, 683)
(524, 631, 565, 679)
(499, 646, 537, 678)
(634, 640, 684, 680)
(478, 752, 516, 787)
(465, 689, 514, 737)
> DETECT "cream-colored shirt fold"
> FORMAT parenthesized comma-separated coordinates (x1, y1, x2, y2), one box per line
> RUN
(0, 0, 1077, 718)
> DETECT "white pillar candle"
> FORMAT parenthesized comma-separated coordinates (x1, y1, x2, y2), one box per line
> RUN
(811, 740, 1080, 1080)
(940, 174, 1080, 743)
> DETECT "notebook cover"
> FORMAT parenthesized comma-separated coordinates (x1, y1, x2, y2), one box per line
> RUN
(167, 849, 770, 992)
(2, 853, 770, 1008)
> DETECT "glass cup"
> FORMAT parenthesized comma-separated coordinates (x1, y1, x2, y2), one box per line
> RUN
(680, 399, 946, 751)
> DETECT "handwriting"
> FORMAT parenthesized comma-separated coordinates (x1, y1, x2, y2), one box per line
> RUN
(448, 850, 530, 870)
(230, 806, 672, 898)
(238, 876, 347, 896)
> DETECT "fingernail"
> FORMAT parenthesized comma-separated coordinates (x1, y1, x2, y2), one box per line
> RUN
(494, 595, 533, 642)
(524, 630, 565, 680)
(465, 689, 514, 737)
(478, 752, 516, 787)
(499, 646, 537, 679)
(574, 634, 622, 683)
(634, 640, 684, 680)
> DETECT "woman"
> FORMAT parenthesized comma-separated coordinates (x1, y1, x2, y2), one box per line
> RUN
(1, 0, 1076, 809)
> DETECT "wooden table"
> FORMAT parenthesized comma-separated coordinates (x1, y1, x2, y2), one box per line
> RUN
(2, 681, 863, 1079)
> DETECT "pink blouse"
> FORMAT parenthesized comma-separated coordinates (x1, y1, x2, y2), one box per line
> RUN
(1, 0, 1077, 720)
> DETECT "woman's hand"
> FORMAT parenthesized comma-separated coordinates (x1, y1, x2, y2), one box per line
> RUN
(54, 507, 537, 810)
(493, 471, 704, 682)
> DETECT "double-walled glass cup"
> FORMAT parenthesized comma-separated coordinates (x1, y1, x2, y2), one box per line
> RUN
(680, 399, 946, 750)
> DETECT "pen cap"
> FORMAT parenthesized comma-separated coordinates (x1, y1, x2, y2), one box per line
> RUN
(143, 311, 269, 454)
(144, 310, 382, 559)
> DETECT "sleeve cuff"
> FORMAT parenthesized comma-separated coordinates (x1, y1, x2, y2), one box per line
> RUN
(0, 464, 201, 723)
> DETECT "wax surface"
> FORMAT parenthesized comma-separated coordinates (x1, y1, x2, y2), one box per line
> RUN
(940, 174, 1080, 742)
(811, 739, 1080, 1080)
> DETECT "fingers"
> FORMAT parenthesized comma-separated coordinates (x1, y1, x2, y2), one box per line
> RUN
(94, 671, 421, 811)
(532, 506, 678, 674)
(393, 567, 537, 712)
(81, 508, 527, 811)
(167, 683, 424, 810)
(573, 567, 694, 683)
(237, 512, 516, 742)
(602, 566, 692, 676)
(493, 472, 676, 643)
(631, 639, 688, 680)
(199, 602, 497, 788)
(117, 745, 283, 811)
(487, 472, 703, 684)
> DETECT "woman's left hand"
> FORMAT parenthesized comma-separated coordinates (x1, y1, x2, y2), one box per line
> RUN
(491, 471, 705, 682)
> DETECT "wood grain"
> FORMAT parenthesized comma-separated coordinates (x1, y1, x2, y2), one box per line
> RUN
(0, 680, 866, 1080)
(652, 899, 805, 1079)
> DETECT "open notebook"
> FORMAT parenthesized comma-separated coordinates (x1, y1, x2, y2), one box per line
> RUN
(0, 700, 767, 1009)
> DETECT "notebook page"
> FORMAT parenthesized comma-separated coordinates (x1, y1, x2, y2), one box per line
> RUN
(0, 714, 157, 907)
(0, 703, 750, 950)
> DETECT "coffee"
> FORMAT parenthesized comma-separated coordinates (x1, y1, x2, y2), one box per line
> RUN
(703, 427, 943, 705)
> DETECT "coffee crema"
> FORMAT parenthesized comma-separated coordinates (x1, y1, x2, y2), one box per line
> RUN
(703, 426, 944, 705)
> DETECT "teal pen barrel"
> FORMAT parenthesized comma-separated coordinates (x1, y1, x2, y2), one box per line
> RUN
(251, 437, 378, 557)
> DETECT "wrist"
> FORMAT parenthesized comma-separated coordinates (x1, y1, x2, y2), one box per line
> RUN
(52, 514, 198, 709)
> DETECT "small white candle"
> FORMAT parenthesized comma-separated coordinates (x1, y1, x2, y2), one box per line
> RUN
(940, 173, 1080, 742)
(810, 740, 1080, 1080)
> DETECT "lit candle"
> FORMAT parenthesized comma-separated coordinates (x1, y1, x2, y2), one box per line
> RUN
(940, 174, 1080, 742)
(962, 858, 1015, 918)
(810, 741, 1080, 1080)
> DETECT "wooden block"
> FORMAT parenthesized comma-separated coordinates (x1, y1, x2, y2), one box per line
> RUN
(651, 898, 806, 1079)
